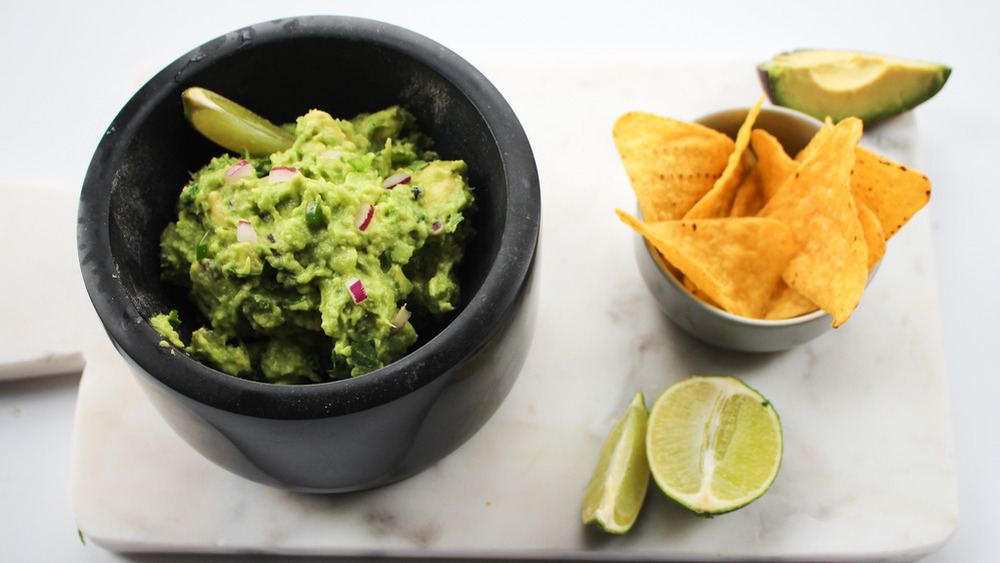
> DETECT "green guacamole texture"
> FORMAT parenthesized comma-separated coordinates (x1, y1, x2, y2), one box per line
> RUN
(153, 106, 474, 384)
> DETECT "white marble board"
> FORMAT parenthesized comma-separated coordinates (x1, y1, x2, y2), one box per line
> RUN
(0, 183, 102, 380)
(70, 60, 958, 560)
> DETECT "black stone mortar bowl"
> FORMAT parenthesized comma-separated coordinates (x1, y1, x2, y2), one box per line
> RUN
(77, 16, 540, 493)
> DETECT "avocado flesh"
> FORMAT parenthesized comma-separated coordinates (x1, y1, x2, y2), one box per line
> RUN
(758, 50, 951, 123)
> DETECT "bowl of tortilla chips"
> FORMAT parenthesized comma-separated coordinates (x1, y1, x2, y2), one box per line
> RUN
(614, 97, 931, 352)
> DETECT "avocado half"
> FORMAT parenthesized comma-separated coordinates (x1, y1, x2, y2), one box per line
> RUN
(758, 49, 951, 123)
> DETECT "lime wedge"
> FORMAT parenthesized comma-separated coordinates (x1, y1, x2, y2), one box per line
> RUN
(646, 376, 782, 515)
(181, 87, 295, 156)
(581, 392, 650, 533)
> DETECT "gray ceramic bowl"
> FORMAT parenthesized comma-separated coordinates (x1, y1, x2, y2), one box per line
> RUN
(633, 106, 834, 352)
(78, 16, 540, 492)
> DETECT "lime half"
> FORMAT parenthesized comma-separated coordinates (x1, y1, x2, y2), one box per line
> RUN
(581, 392, 650, 533)
(646, 376, 782, 515)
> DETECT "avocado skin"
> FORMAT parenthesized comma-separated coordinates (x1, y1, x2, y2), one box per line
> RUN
(757, 49, 951, 123)
(757, 66, 777, 106)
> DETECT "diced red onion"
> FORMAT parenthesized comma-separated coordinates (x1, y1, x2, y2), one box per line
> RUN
(382, 173, 411, 189)
(354, 203, 374, 231)
(390, 305, 410, 334)
(346, 277, 367, 304)
(236, 220, 257, 244)
(268, 167, 298, 183)
(225, 160, 254, 184)
(430, 221, 442, 233)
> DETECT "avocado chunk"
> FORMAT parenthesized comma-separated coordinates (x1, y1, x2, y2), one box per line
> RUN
(758, 49, 950, 123)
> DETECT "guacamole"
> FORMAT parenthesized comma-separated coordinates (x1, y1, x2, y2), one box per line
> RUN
(153, 106, 474, 384)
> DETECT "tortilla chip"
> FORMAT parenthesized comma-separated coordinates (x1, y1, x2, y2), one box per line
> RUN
(729, 166, 765, 217)
(616, 209, 795, 319)
(750, 128, 798, 202)
(654, 251, 722, 309)
(851, 145, 932, 239)
(795, 116, 835, 161)
(764, 282, 820, 320)
(684, 95, 766, 220)
(682, 274, 722, 309)
(757, 117, 867, 327)
(855, 198, 887, 271)
(613, 111, 733, 222)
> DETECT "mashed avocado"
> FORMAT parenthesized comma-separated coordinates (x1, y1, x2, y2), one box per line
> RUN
(152, 106, 474, 384)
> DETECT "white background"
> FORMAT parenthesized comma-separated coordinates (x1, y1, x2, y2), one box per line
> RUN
(1, 1, 996, 561)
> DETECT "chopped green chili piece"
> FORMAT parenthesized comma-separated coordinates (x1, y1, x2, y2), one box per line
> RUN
(166, 309, 182, 326)
(305, 201, 324, 228)
(195, 231, 210, 260)
(347, 154, 375, 171)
